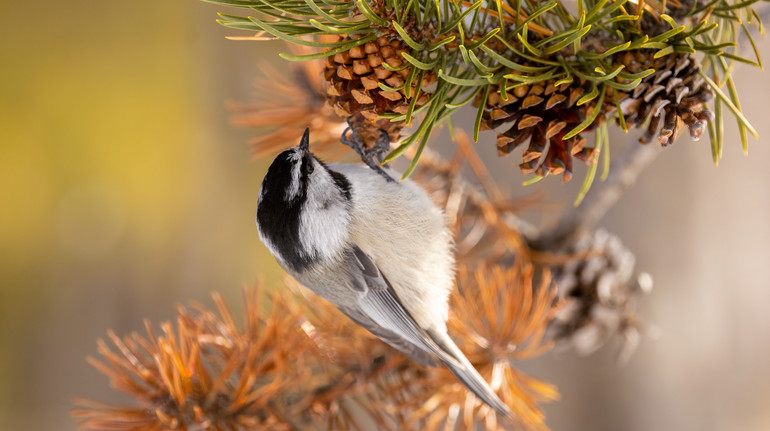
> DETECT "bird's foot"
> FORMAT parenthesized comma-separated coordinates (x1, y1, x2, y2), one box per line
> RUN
(340, 118, 396, 183)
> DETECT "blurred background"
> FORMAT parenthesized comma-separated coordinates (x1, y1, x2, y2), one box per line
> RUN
(1, 1, 768, 430)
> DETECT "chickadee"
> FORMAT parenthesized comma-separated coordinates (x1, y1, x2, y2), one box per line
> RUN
(256, 128, 514, 420)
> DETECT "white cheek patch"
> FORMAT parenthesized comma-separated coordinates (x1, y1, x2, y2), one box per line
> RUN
(298, 169, 351, 262)
(285, 160, 302, 201)
(299, 204, 349, 261)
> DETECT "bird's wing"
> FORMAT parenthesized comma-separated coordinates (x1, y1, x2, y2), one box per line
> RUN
(338, 305, 437, 367)
(338, 246, 462, 368)
(342, 246, 515, 420)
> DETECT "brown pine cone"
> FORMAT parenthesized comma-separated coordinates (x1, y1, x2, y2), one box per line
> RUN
(617, 51, 714, 146)
(477, 78, 606, 182)
(324, 36, 435, 148)
(549, 229, 653, 363)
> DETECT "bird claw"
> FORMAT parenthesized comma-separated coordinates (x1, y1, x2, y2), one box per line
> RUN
(340, 119, 397, 183)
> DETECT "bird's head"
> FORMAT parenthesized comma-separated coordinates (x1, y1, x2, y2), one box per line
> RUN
(256, 128, 352, 272)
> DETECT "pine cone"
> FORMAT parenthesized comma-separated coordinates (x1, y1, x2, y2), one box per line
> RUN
(477, 78, 605, 182)
(548, 230, 653, 363)
(640, 0, 697, 36)
(324, 36, 434, 147)
(666, 0, 696, 20)
(618, 51, 714, 146)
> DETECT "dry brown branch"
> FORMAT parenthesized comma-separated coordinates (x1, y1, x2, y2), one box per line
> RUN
(74, 262, 561, 430)
(229, 47, 348, 160)
(532, 143, 661, 249)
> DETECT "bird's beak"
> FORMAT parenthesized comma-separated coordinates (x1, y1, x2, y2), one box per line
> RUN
(299, 128, 310, 152)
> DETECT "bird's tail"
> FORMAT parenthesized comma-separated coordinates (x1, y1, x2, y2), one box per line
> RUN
(428, 329, 516, 422)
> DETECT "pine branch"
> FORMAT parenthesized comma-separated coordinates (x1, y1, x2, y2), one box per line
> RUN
(73, 271, 561, 430)
(206, 0, 764, 191)
(531, 140, 661, 249)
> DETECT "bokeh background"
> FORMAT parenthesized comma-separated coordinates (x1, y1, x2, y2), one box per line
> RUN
(1, 1, 769, 430)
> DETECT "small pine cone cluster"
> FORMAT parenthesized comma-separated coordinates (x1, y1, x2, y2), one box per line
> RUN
(617, 51, 714, 146)
(477, 78, 605, 181)
(548, 229, 653, 363)
(324, 36, 435, 147)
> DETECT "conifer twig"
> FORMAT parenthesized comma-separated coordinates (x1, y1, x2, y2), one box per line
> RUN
(531, 141, 661, 250)
(207, 0, 764, 188)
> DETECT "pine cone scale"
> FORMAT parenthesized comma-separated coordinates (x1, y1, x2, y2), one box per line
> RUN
(323, 35, 436, 148)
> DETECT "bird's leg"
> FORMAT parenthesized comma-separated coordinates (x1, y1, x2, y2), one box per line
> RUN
(340, 118, 397, 183)
(371, 129, 392, 168)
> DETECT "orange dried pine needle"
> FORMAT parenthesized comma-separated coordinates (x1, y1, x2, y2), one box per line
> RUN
(75, 269, 562, 431)
(72, 288, 312, 430)
(393, 263, 561, 431)
(230, 50, 348, 160)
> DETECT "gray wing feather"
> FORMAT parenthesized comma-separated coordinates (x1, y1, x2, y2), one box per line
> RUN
(345, 246, 515, 421)
(345, 246, 460, 367)
(338, 306, 437, 366)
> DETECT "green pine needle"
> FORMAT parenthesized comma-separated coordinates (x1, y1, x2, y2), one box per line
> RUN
(207, 0, 764, 188)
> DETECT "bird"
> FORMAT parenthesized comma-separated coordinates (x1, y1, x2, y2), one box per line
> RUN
(255, 128, 514, 420)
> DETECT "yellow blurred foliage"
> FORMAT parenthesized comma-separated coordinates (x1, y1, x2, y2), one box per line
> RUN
(0, 2, 282, 429)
